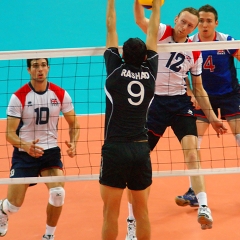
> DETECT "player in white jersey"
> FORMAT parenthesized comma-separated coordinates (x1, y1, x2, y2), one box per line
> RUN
(124, 1, 228, 231)
(175, 4, 240, 209)
(0, 58, 80, 240)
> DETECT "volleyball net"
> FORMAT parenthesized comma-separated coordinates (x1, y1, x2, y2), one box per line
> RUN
(1, 40, 240, 184)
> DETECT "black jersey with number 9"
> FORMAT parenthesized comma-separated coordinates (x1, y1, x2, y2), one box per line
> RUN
(104, 47, 158, 142)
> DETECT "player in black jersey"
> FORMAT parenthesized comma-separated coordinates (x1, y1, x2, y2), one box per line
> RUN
(99, 0, 162, 239)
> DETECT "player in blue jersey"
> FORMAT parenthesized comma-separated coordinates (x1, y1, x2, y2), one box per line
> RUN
(99, 0, 162, 239)
(175, 4, 240, 208)
(0, 58, 80, 240)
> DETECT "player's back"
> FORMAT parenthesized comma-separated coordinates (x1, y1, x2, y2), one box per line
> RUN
(104, 48, 157, 142)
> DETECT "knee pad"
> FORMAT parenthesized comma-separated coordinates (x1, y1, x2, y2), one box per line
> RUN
(235, 134, 240, 147)
(2, 199, 20, 215)
(49, 187, 65, 207)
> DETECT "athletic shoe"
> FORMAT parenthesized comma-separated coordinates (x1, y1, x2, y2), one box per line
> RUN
(125, 218, 137, 240)
(198, 206, 213, 230)
(175, 187, 199, 207)
(42, 235, 55, 240)
(0, 200, 8, 237)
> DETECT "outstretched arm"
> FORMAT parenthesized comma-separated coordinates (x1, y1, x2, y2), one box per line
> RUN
(146, 0, 162, 52)
(106, 0, 118, 48)
(134, 0, 150, 34)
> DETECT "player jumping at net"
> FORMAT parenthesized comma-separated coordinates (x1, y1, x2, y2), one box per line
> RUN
(0, 58, 80, 240)
(175, 4, 240, 208)
(125, 1, 228, 233)
(99, 0, 162, 239)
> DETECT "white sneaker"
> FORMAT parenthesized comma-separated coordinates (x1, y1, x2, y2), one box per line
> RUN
(0, 200, 8, 237)
(198, 206, 213, 230)
(42, 235, 55, 240)
(125, 218, 137, 240)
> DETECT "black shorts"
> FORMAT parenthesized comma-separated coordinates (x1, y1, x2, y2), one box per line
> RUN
(99, 141, 152, 190)
(147, 95, 197, 141)
(195, 93, 240, 122)
(10, 147, 63, 179)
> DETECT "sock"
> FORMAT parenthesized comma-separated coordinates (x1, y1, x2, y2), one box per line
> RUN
(189, 177, 192, 189)
(2, 199, 19, 215)
(235, 134, 240, 147)
(128, 202, 135, 220)
(45, 225, 56, 236)
(196, 192, 207, 207)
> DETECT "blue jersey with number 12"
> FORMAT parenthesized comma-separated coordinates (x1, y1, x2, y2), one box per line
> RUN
(190, 32, 239, 96)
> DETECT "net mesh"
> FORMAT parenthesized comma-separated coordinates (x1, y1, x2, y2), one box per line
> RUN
(1, 40, 240, 184)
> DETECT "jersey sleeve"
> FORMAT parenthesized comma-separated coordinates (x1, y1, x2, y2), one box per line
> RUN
(146, 50, 159, 79)
(61, 91, 74, 113)
(104, 47, 123, 76)
(157, 23, 164, 40)
(190, 51, 203, 76)
(7, 94, 22, 118)
(226, 35, 238, 55)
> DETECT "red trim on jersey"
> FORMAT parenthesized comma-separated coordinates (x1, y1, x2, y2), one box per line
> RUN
(148, 129, 162, 137)
(187, 38, 201, 63)
(48, 82, 65, 104)
(198, 32, 217, 42)
(192, 51, 201, 63)
(159, 25, 173, 41)
(233, 49, 239, 56)
(213, 32, 217, 41)
(14, 84, 32, 107)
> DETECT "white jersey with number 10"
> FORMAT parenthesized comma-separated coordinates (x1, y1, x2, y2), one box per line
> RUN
(7, 82, 74, 151)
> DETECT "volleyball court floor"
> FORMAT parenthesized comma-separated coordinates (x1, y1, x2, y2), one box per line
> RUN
(0, 116, 240, 240)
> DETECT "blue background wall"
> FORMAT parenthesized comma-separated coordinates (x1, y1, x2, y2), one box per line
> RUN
(0, 0, 239, 50)
(0, 0, 239, 117)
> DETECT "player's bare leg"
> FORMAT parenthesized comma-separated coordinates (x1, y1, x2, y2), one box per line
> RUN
(42, 169, 65, 240)
(131, 187, 151, 240)
(100, 185, 124, 240)
(181, 135, 213, 229)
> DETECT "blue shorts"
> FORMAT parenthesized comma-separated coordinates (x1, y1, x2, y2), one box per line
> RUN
(195, 93, 240, 122)
(10, 147, 63, 179)
(99, 141, 152, 190)
(147, 94, 197, 141)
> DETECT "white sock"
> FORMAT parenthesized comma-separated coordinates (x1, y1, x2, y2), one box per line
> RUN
(235, 134, 240, 147)
(196, 192, 207, 206)
(189, 176, 192, 189)
(128, 202, 135, 220)
(2, 199, 19, 215)
(45, 225, 56, 236)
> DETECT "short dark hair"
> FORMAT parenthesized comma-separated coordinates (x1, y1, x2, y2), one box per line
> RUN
(122, 38, 147, 67)
(198, 4, 218, 21)
(178, 7, 199, 19)
(27, 58, 49, 68)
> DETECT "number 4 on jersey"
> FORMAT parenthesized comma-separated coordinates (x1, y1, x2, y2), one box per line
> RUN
(203, 56, 215, 72)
